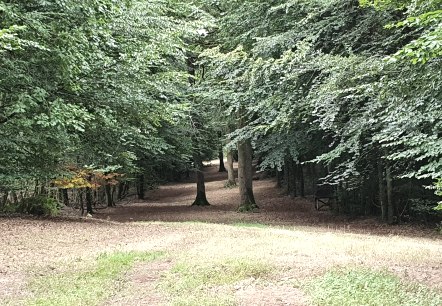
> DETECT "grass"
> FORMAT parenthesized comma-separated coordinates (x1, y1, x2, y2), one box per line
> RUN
(161, 257, 273, 306)
(231, 222, 269, 229)
(27, 250, 165, 306)
(305, 267, 442, 306)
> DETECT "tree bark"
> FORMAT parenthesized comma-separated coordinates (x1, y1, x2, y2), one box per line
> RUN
(285, 158, 296, 197)
(11, 191, 18, 204)
(218, 149, 226, 172)
(225, 150, 237, 187)
(79, 189, 84, 215)
(297, 162, 305, 197)
(61, 189, 69, 207)
(85, 187, 93, 215)
(386, 162, 394, 224)
(192, 156, 210, 206)
(1, 191, 8, 208)
(276, 170, 283, 188)
(137, 174, 145, 200)
(105, 184, 113, 207)
(378, 160, 387, 221)
(238, 139, 258, 211)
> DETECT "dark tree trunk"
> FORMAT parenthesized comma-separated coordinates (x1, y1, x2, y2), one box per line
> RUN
(218, 149, 226, 172)
(1, 191, 8, 208)
(105, 184, 113, 207)
(61, 189, 69, 207)
(85, 187, 93, 215)
(137, 174, 145, 200)
(378, 160, 387, 221)
(386, 162, 395, 224)
(283, 161, 289, 191)
(117, 182, 126, 200)
(238, 139, 258, 211)
(79, 189, 84, 215)
(297, 163, 304, 197)
(112, 185, 116, 204)
(285, 158, 296, 197)
(11, 191, 18, 204)
(276, 170, 283, 188)
(192, 156, 210, 206)
(34, 181, 39, 197)
(225, 150, 237, 187)
(292, 161, 297, 197)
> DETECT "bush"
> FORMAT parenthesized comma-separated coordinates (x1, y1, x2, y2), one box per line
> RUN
(18, 196, 60, 216)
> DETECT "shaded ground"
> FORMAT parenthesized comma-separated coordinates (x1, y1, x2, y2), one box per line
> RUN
(0, 161, 441, 305)
(96, 161, 440, 238)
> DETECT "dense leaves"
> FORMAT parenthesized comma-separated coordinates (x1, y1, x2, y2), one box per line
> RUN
(0, 0, 440, 219)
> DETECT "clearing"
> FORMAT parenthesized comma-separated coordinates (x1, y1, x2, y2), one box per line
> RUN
(1, 162, 441, 305)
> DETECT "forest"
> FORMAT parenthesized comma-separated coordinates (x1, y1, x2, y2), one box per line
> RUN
(1, 1, 442, 305)
(1, 0, 441, 222)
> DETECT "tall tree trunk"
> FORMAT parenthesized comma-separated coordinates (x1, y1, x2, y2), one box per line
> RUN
(276, 169, 283, 188)
(85, 187, 93, 215)
(284, 161, 289, 192)
(11, 191, 18, 204)
(192, 156, 210, 206)
(117, 182, 124, 200)
(79, 189, 84, 215)
(386, 162, 394, 224)
(137, 174, 145, 200)
(238, 139, 258, 211)
(105, 184, 113, 207)
(291, 161, 297, 197)
(218, 149, 226, 172)
(1, 191, 8, 208)
(61, 189, 69, 207)
(225, 150, 237, 187)
(112, 185, 116, 204)
(285, 158, 296, 197)
(187, 52, 209, 207)
(378, 160, 387, 221)
(297, 163, 305, 197)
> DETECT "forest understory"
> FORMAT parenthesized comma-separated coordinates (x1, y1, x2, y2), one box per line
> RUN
(1, 163, 441, 306)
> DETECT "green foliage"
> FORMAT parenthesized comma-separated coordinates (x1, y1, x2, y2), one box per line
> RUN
(0, 0, 215, 193)
(361, 0, 442, 64)
(28, 250, 165, 306)
(305, 268, 442, 306)
(17, 196, 60, 217)
(435, 178, 442, 210)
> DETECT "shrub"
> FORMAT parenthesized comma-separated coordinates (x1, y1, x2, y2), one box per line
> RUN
(18, 196, 61, 216)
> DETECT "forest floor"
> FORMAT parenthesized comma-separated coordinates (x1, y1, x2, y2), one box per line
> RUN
(1, 161, 441, 305)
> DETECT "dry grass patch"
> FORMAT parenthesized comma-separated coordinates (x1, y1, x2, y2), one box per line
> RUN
(161, 257, 273, 306)
(25, 250, 165, 306)
(305, 267, 441, 306)
(154, 222, 440, 305)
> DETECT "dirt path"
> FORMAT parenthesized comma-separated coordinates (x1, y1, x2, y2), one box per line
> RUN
(95, 161, 439, 238)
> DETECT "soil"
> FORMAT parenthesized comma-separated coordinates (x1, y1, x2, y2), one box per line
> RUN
(95, 162, 440, 238)
(0, 161, 441, 305)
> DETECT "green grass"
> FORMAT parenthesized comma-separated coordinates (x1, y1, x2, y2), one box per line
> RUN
(27, 250, 165, 306)
(305, 268, 442, 306)
(231, 222, 269, 229)
(161, 258, 272, 306)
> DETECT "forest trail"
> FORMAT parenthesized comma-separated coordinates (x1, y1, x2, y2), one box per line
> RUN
(1, 162, 441, 306)
(96, 161, 438, 238)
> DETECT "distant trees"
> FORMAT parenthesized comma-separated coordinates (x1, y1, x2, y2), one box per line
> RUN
(0, 0, 440, 220)
(198, 0, 441, 220)
(0, 0, 213, 211)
